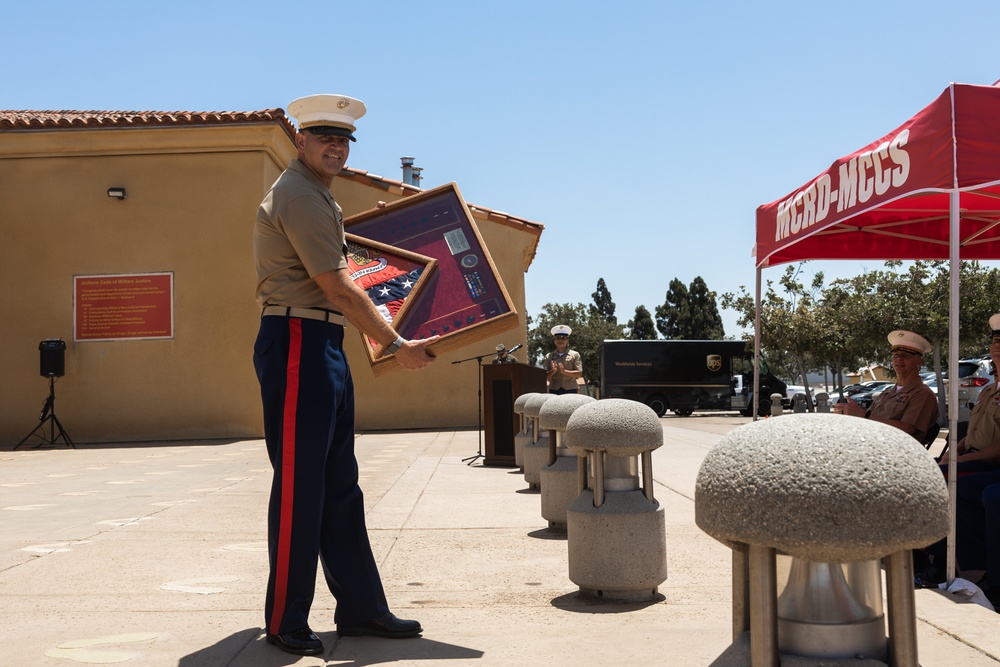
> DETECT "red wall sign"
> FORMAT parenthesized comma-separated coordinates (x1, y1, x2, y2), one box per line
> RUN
(74, 273, 174, 341)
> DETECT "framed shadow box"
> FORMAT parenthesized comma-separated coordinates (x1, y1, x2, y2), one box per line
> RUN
(343, 182, 518, 375)
(345, 233, 436, 375)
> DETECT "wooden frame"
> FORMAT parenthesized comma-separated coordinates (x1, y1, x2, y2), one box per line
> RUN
(344, 182, 518, 375)
(345, 233, 437, 376)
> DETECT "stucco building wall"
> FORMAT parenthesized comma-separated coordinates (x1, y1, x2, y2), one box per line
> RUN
(0, 115, 540, 444)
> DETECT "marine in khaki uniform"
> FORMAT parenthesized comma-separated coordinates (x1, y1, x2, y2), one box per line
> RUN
(254, 94, 437, 656)
(950, 313, 1000, 471)
(543, 324, 583, 394)
(835, 329, 939, 442)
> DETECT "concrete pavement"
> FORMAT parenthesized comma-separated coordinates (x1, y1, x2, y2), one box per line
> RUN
(1, 414, 998, 666)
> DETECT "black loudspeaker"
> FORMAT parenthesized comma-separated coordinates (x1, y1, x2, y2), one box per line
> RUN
(39, 339, 66, 378)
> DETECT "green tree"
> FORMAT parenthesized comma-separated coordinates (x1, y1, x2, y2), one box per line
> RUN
(890, 260, 1000, 359)
(626, 305, 657, 340)
(527, 302, 623, 387)
(589, 278, 617, 324)
(721, 260, 1000, 416)
(656, 276, 725, 339)
(960, 262, 1000, 356)
(687, 276, 725, 339)
(655, 278, 689, 339)
(850, 260, 1000, 421)
(721, 264, 825, 409)
(527, 303, 586, 366)
(812, 279, 881, 393)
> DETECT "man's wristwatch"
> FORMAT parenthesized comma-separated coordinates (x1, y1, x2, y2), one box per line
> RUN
(386, 336, 405, 355)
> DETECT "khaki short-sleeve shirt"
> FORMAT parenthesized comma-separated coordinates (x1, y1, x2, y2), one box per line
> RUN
(868, 378, 939, 441)
(544, 349, 582, 392)
(254, 159, 348, 309)
(966, 382, 1000, 452)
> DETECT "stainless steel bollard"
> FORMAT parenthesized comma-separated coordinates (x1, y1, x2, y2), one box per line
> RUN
(696, 414, 949, 666)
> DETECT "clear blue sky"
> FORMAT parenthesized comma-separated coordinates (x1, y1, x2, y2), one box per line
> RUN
(5, 1, 1000, 337)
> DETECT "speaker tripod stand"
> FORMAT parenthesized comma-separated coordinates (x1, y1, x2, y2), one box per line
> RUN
(452, 352, 489, 466)
(15, 377, 75, 450)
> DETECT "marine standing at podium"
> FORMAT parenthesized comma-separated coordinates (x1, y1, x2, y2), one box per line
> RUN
(253, 93, 438, 656)
(543, 324, 583, 394)
(492, 342, 519, 364)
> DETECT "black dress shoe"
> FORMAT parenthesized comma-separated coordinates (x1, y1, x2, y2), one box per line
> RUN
(265, 627, 324, 655)
(337, 612, 422, 638)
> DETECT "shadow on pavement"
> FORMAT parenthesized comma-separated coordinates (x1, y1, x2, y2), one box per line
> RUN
(550, 590, 665, 613)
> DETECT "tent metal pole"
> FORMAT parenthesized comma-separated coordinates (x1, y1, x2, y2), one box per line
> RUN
(754, 267, 762, 422)
(946, 189, 959, 584)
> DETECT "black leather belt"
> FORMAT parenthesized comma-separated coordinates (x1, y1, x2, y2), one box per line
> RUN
(262, 305, 346, 326)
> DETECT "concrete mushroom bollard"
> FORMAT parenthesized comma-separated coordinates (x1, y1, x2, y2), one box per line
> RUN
(522, 393, 553, 491)
(791, 393, 807, 413)
(696, 413, 949, 667)
(770, 393, 784, 417)
(564, 398, 667, 601)
(513, 392, 538, 471)
(538, 393, 596, 530)
(814, 391, 830, 413)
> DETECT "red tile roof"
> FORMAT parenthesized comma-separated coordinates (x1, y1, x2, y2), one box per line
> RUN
(0, 108, 543, 264)
(0, 109, 296, 137)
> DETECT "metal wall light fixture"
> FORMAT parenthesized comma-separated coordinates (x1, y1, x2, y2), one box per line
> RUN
(107, 187, 127, 200)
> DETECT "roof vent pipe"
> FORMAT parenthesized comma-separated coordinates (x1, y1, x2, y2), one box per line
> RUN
(400, 156, 422, 188)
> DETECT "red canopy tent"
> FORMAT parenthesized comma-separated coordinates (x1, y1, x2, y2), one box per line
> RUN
(757, 83, 1000, 265)
(754, 82, 1000, 583)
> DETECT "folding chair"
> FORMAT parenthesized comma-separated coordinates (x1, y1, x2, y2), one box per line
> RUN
(921, 422, 941, 450)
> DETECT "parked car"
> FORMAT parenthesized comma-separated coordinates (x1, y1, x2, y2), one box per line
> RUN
(870, 383, 893, 402)
(844, 382, 878, 397)
(849, 381, 894, 410)
(941, 358, 993, 421)
(783, 384, 815, 407)
(826, 383, 870, 403)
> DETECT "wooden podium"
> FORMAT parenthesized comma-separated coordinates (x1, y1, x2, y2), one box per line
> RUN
(483, 362, 546, 466)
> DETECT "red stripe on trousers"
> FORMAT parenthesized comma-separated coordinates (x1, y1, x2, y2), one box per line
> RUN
(270, 318, 302, 635)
